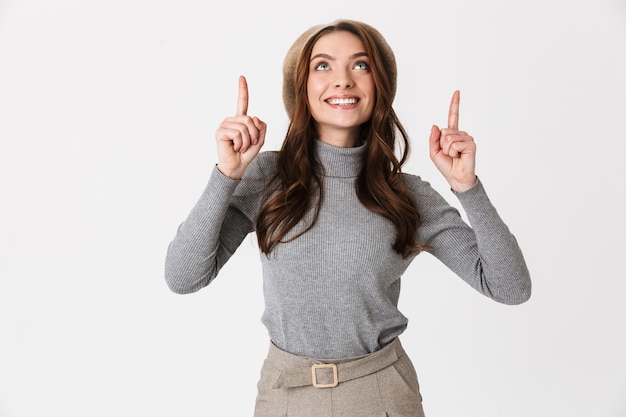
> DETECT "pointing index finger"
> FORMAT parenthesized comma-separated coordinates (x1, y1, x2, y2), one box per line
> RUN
(448, 90, 460, 130)
(236, 75, 249, 116)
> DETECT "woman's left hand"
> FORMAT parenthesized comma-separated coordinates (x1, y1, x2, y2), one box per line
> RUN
(429, 90, 478, 193)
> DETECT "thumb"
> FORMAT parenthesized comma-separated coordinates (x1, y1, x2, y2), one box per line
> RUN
(429, 125, 441, 157)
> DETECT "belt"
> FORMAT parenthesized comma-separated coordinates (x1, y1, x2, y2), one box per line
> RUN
(272, 338, 403, 389)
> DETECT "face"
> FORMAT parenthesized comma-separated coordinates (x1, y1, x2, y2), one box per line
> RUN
(307, 30, 375, 147)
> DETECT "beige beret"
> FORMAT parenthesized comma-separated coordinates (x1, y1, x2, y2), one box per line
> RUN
(282, 19, 397, 120)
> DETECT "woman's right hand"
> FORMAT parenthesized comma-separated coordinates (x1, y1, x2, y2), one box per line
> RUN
(215, 75, 266, 179)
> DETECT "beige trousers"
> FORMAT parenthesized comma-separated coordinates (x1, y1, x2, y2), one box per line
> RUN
(254, 338, 426, 417)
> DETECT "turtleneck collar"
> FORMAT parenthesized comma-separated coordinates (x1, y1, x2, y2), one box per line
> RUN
(314, 139, 366, 178)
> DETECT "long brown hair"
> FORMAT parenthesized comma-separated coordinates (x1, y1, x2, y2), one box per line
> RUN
(256, 21, 428, 258)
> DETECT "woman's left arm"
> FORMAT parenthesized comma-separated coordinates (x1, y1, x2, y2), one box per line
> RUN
(418, 91, 531, 304)
(413, 177, 531, 305)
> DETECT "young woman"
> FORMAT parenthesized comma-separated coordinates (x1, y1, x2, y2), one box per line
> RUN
(165, 19, 531, 417)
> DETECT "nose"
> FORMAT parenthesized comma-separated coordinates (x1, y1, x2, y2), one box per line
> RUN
(334, 68, 354, 89)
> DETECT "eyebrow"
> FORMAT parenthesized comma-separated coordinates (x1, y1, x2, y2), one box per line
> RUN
(310, 52, 369, 61)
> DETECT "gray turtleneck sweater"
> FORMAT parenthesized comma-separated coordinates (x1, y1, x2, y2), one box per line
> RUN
(164, 140, 531, 359)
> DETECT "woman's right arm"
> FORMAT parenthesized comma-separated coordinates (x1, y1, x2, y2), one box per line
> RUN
(164, 168, 255, 293)
(164, 75, 265, 294)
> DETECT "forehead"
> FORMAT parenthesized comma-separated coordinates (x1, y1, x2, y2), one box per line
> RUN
(310, 30, 366, 55)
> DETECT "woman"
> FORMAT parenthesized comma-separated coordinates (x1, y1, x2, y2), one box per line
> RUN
(165, 19, 531, 417)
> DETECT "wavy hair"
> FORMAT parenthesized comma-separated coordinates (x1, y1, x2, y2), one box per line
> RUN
(256, 21, 428, 258)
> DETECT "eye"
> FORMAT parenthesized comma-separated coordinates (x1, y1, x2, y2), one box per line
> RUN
(313, 61, 330, 71)
(354, 61, 370, 71)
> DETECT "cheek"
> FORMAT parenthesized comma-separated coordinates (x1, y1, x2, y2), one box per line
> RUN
(363, 79, 376, 113)
(306, 77, 323, 99)
(363, 77, 375, 98)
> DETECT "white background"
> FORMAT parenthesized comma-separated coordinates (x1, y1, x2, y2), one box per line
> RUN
(1, 0, 625, 416)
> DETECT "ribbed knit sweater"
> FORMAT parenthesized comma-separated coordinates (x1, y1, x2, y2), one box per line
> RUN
(164, 139, 531, 359)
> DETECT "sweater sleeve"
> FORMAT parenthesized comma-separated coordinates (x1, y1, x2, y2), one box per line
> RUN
(411, 177, 531, 305)
(163, 166, 253, 294)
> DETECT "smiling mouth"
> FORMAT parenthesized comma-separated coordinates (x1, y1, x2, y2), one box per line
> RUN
(326, 98, 359, 106)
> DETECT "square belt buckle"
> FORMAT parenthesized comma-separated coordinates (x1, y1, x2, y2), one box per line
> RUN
(311, 363, 338, 388)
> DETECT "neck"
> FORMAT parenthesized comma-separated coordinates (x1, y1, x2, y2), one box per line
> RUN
(316, 125, 362, 148)
(318, 137, 360, 148)
(314, 139, 366, 178)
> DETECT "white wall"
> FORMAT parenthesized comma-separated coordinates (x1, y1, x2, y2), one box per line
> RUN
(1, 0, 625, 416)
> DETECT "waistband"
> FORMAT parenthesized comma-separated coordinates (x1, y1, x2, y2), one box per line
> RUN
(268, 338, 405, 389)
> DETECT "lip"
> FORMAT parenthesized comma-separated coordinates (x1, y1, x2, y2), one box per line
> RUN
(324, 95, 361, 107)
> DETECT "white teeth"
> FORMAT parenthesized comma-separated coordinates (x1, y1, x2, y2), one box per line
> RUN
(327, 98, 357, 105)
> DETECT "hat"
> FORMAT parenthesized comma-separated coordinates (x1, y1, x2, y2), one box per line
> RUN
(282, 19, 397, 120)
